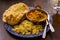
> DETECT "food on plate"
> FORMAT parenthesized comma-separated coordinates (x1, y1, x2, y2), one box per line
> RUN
(27, 10, 47, 22)
(12, 20, 43, 35)
(2, 3, 29, 25)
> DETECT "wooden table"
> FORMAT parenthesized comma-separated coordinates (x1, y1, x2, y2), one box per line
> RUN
(0, 0, 60, 40)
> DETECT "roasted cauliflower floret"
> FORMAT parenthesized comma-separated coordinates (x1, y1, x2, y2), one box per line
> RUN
(12, 20, 43, 35)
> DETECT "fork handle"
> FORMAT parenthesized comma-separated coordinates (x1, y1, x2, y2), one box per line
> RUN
(42, 24, 47, 38)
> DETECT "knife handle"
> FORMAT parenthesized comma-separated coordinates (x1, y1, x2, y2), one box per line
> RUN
(49, 22, 55, 32)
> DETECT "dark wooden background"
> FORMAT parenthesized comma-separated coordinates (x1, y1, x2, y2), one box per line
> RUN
(0, 0, 60, 40)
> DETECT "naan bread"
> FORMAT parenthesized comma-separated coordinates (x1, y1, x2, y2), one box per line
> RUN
(2, 3, 29, 25)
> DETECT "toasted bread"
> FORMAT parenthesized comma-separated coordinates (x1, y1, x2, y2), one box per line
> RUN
(2, 3, 29, 25)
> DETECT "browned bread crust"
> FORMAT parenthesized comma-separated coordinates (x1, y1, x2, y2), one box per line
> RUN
(2, 3, 29, 25)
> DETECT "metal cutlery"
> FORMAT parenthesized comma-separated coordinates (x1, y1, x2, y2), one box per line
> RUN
(42, 20, 48, 38)
(48, 15, 55, 32)
(42, 15, 55, 38)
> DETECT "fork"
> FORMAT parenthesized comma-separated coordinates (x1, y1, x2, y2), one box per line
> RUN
(42, 15, 55, 38)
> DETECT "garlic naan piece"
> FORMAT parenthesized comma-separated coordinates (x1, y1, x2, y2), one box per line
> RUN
(2, 3, 29, 25)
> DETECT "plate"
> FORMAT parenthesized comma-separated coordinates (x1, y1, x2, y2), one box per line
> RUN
(3, 7, 50, 38)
